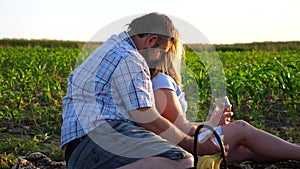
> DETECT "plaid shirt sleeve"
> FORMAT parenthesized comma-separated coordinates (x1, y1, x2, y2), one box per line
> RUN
(112, 52, 154, 111)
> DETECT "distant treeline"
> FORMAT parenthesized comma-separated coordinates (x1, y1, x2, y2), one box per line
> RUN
(187, 41, 300, 51)
(0, 39, 86, 48)
(1, 38, 300, 51)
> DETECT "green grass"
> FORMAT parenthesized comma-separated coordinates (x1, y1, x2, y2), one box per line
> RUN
(0, 41, 299, 168)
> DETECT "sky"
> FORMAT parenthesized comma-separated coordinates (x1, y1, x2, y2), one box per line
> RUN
(0, 0, 299, 44)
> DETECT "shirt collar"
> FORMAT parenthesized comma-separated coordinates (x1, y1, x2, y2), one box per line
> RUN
(118, 31, 137, 50)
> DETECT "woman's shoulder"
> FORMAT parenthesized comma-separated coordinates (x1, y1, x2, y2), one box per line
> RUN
(152, 73, 177, 91)
(153, 72, 174, 81)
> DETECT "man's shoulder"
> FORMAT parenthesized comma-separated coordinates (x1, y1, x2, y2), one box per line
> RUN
(102, 32, 138, 58)
(108, 31, 136, 50)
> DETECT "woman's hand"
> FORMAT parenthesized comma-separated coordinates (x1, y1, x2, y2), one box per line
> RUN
(208, 105, 233, 126)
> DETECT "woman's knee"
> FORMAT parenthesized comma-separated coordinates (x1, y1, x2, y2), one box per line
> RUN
(231, 120, 250, 129)
(223, 120, 251, 139)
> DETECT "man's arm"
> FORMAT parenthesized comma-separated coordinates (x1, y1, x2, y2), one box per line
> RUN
(129, 107, 220, 155)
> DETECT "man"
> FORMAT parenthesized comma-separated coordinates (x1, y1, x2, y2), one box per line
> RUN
(61, 12, 220, 169)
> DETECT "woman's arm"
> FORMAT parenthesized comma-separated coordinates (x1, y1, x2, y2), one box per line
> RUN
(153, 88, 203, 135)
(153, 88, 233, 135)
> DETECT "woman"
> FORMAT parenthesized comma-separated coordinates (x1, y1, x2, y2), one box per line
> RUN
(148, 36, 300, 163)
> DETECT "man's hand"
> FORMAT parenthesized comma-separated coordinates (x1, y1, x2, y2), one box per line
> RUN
(196, 135, 221, 155)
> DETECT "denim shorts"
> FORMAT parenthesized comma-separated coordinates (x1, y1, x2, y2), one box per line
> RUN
(67, 120, 190, 169)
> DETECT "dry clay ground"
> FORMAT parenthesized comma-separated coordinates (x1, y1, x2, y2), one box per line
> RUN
(1, 113, 299, 169)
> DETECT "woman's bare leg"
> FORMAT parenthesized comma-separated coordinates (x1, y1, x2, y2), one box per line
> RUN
(226, 145, 270, 163)
(222, 120, 300, 162)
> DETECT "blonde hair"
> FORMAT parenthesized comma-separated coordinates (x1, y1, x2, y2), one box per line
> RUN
(150, 33, 185, 86)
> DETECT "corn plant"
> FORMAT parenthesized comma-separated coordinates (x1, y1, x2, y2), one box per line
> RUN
(184, 49, 299, 128)
(0, 47, 79, 131)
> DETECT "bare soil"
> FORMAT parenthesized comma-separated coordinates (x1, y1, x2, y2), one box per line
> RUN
(1, 117, 299, 169)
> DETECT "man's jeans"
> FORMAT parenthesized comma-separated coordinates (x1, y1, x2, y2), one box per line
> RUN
(67, 120, 189, 169)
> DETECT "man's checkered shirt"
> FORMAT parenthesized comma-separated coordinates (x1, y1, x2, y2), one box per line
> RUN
(61, 32, 154, 147)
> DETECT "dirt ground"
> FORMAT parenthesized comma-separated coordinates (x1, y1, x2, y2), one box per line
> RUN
(1, 120, 299, 169)
(228, 160, 300, 169)
(10, 152, 300, 169)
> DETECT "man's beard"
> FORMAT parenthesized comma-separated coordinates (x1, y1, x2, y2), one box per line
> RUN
(139, 49, 160, 69)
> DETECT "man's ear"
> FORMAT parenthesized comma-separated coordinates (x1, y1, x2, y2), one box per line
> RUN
(145, 34, 158, 48)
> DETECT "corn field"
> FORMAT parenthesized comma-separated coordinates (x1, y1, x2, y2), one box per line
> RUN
(0, 42, 299, 165)
(183, 49, 299, 142)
